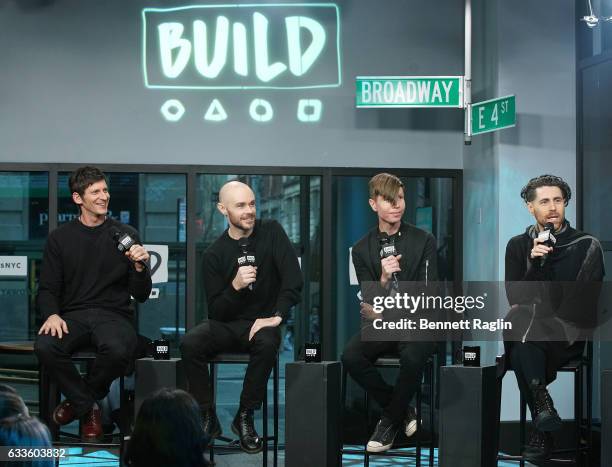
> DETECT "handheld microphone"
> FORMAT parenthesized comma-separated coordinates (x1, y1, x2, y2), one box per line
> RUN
(379, 232, 399, 290)
(237, 237, 256, 290)
(111, 228, 148, 270)
(537, 222, 557, 267)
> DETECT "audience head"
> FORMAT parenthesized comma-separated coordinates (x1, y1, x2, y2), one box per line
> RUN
(0, 385, 52, 467)
(0, 385, 28, 419)
(125, 388, 208, 467)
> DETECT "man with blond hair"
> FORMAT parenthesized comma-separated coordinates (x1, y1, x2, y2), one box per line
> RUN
(341, 173, 438, 453)
(181, 180, 302, 454)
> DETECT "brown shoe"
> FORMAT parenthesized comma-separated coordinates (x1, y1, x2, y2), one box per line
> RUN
(52, 400, 77, 426)
(80, 406, 103, 442)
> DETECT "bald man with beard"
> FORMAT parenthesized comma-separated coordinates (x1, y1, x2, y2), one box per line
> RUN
(180, 181, 302, 454)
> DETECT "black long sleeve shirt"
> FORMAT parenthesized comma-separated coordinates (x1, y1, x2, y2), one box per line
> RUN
(203, 219, 303, 322)
(37, 218, 152, 321)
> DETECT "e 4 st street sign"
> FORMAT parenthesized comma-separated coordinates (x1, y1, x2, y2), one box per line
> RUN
(355, 76, 516, 137)
(470, 95, 516, 135)
(356, 76, 464, 108)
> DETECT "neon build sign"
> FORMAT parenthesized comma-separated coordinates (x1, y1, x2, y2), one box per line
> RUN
(142, 3, 341, 123)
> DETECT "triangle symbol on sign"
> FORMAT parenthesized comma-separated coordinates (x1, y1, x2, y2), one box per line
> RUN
(204, 99, 228, 122)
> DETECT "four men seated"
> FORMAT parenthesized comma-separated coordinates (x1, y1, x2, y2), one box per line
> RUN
(32, 168, 603, 461)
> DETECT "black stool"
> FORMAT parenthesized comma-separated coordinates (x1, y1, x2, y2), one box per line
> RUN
(497, 349, 593, 466)
(38, 346, 130, 450)
(340, 354, 437, 467)
(207, 352, 279, 467)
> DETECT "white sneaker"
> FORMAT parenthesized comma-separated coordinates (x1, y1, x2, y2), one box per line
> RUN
(366, 417, 399, 453)
(404, 406, 418, 438)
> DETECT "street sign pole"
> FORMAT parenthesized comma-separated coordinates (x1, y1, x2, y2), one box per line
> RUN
(464, 0, 472, 145)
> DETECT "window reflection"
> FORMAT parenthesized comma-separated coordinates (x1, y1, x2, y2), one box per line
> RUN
(0, 172, 49, 341)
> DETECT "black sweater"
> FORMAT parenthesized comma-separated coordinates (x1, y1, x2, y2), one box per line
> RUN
(203, 219, 302, 322)
(505, 223, 604, 327)
(37, 218, 152, 321)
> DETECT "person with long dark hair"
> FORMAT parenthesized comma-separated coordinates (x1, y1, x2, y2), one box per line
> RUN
(0, 385, 53, 467)
(124, 388, 209, 467)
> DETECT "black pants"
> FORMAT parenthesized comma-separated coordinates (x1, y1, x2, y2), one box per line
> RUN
(341, 333, 435, 424)
(180, 319, 281, 411)
(34, 309, 137, 418)
(508, 341, 584, 419)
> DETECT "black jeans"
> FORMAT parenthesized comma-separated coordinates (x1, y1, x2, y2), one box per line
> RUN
(508, 341, 584, 418)
(341, 333, 435, 424)
(180, 319, 281, 411)
(34, 309, 137, 418)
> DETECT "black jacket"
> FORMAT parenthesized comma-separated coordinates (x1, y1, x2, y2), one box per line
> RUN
(352, 222, 438, 304)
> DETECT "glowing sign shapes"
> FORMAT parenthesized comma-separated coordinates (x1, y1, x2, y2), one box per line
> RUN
(159, 98, 323, 123)
(160, 99, 186, 121)
(297, 99, 322, 122)
(194, 17, 229, 78)
(249, 98, 273, 122)
(142, 4, 341, 89)
(158, 23, 191, 78)
(286, 17, 326, 76)
(204, 99, 228, 122)
(253, 12, 287, 83)
(233, 22, 248, 76)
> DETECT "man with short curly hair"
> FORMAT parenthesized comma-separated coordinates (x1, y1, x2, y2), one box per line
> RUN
(503, 174, 604, 461)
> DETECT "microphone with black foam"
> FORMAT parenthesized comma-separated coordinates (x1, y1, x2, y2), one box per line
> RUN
(379, 232, 399, 290)
(238, 237, 256, 290)
(110, 227, 149, 270)
(537, 222, 557, 267)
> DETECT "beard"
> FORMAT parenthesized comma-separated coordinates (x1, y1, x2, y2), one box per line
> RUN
(228, 212, 256, 231)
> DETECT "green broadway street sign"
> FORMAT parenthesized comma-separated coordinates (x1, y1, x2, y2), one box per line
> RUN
(471, 95, 516, 135)
(356, 76, 464, 108)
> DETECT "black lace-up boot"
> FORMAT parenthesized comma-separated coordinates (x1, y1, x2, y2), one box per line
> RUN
(231, 407, 263, 454)
(530, 379, 562, 432)
(201, 406, 221, 444)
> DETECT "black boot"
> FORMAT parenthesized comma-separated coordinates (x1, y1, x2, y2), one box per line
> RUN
(531, 380, 562, 432)
(522, 428, 553, 461)
(201, 407, 221, 444)
(231, 407, 263, 454)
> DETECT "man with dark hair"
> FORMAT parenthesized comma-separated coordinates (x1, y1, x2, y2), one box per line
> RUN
(341, 173, 438, 453)
(503, 174, 604, 461)
(520, 174, 572, 207)
(180, 180, 302, 454)
(35, 166, 152, 441)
